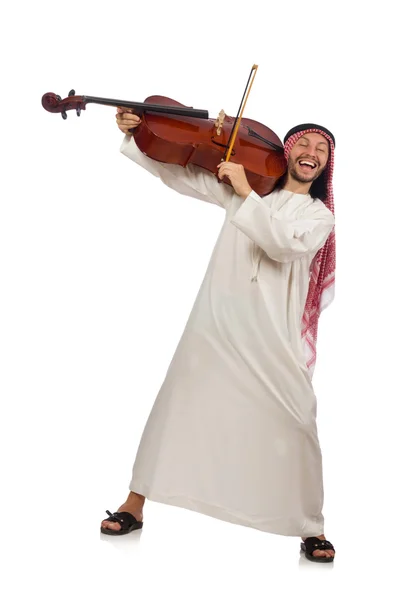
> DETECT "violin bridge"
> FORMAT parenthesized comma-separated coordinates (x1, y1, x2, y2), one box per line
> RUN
(214, 109, 226, 136)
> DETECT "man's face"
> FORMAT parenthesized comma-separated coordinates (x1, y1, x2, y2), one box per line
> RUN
(287, 132, 329, 184)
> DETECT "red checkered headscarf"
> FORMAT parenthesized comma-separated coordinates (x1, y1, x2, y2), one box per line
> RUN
(283, 124, 336, 378)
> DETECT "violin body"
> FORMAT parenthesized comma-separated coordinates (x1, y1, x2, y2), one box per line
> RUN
(135, 96, 286, 196)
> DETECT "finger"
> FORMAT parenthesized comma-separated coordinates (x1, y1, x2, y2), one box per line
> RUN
(117, 118, 141, 128)
(219, 164, 240, 174)
(119, 126, 134, 134)
(121, 117, 141, 126)
(218, 166, 232, 178)
(118, 113, 141, 122)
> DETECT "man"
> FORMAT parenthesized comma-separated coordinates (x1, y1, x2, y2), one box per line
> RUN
(101, 108, 336, 563)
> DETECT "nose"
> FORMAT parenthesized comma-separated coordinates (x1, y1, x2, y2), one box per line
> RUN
(302, 146, 319, 163)
(306, 144, 317, 157)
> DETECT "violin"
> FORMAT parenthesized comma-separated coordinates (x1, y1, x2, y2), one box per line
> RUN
(42, 66, 287, 196)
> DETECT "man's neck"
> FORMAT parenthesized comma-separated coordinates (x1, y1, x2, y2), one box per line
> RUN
(282, 175, 311, 195)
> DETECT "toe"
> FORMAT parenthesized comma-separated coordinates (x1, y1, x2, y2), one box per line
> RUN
(312, 549, 334, 559)
(101, 520, 121, 531)
(312, 550, 327, 558)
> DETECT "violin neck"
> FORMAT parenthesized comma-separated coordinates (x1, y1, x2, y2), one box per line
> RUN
(84, 96, 208, 119)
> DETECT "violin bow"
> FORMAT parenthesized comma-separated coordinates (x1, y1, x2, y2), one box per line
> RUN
(223, 64, 259, 162)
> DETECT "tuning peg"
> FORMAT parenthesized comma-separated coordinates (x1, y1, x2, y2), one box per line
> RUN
(68, 89, 75, 96)
(76, 107, 81, 117)
(56, 95, 62, 101)
(61, 111, 67, 120)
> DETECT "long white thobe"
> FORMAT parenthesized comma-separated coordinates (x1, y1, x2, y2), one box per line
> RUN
(120, 136, 335, 537)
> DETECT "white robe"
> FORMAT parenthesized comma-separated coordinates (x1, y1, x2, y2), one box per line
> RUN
(120, 136, 335, 537)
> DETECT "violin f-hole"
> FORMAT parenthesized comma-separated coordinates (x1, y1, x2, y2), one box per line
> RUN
(210, 137, 236, 156)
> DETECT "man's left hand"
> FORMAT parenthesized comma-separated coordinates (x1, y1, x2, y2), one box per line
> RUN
(217, 161, 252, 199)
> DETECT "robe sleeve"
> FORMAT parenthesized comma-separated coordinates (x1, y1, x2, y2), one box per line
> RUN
(120, 135, 232, 209)
(230, 190, 335, 263)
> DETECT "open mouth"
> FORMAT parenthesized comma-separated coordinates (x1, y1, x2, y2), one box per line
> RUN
(298, 160, 317, 173)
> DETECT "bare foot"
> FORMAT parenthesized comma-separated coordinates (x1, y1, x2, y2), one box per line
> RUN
(301, 534, 335, 559)
(101, 491, 145, 532)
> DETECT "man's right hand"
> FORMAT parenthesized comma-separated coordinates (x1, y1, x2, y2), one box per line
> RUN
(116, 107, 141, 135)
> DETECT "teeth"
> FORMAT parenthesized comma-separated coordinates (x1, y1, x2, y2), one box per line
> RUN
(299, 160, 316, 168)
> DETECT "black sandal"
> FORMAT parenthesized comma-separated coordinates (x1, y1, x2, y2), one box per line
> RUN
(101, 510, 143, 536)
(300, 537, 335, 563)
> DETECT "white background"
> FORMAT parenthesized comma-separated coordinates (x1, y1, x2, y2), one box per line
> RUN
(1, 0, 396, 597)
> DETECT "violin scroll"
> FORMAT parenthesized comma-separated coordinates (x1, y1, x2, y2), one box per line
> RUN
(42, 91, 87, 119)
